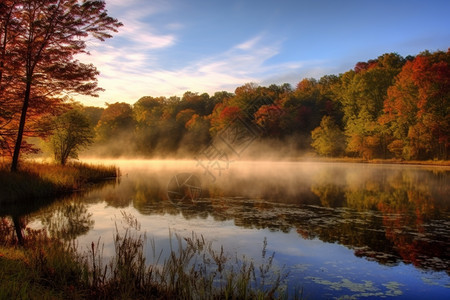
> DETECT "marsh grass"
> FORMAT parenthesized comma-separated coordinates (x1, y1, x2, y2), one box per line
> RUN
(0, 161, 118, 204)
(81, 212, 290, 299)
(0, 212, 293, 299)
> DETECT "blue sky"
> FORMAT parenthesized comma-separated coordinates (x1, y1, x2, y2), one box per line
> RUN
(77, 0, 450, 106)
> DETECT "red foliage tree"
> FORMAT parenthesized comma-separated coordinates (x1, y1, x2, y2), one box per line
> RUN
(382, 50, 449, 159)
(0, 0, 121, 171)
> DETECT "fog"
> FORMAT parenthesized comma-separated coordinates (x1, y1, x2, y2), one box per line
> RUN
(51, 157, 450, 276)
(79, 158, 449, 209)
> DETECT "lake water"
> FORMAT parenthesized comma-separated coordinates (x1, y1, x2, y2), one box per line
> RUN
(11, 160, 450, 298)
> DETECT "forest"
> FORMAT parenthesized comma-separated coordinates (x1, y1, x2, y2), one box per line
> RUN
(1, 49, 449, 162)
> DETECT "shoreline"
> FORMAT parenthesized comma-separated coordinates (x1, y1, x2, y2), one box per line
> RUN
(294, 157, 450, 167)
(79, 156, 450, 168)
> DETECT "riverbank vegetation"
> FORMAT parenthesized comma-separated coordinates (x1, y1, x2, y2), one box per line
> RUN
(0, 214, 292, 299)
(0, 162, 118, 204)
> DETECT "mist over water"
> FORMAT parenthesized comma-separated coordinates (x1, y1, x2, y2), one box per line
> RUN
(22, 159, 450, 298)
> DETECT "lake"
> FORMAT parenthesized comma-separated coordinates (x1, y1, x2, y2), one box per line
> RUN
(9, 160, 450, 299)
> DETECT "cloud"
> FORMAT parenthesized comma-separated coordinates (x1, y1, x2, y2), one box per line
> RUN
(235, 35, 263, 50)
(117, 23, 176, 49)
(75, 25, 327, 107)
(72, 1, 334, 106)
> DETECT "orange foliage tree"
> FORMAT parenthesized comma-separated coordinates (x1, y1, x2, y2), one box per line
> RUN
(382, 50, 449, 159)
(0, 0, 121, 171)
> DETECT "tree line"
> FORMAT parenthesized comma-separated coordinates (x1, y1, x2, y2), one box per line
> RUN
(0, 0, 448, 165)
(76, 49, 447, 161)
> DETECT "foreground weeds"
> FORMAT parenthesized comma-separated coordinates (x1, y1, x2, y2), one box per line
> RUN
(84, 212, 289, 299)
(0, 212, 292, 299)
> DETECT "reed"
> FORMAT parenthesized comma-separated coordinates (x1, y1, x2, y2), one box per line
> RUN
(81, 213, 290, 299)
(0, 213, 295, 299)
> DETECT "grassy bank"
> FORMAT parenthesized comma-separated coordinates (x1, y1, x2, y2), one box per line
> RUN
(0, 161, 118, 204)
(0, 214, 293, 300)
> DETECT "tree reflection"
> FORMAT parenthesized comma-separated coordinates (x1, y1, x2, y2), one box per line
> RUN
(91, 164, 449, 274)
(0, 216, 26, 245)
(40, 198, 94, 240)
(310, 168, 346, 207)
(309, 167, 449, 273)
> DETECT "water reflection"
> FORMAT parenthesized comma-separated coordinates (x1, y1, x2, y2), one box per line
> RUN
(0, 179, 116, 244)
(40, 199, 94, 240)
(91, 162, 449, 274)
(3, 160, 448, 297)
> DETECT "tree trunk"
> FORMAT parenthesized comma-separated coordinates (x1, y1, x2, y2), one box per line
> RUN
(10, 82, 31, 172)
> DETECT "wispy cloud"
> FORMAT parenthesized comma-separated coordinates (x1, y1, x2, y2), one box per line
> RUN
(73, 0, 450, 107)
(77, 32, 330, 106)
(235, 35, 263, 50)
(76, 1, 329, 107)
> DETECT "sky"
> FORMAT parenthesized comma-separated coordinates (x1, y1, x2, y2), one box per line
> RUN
(76, 0, 450, 107)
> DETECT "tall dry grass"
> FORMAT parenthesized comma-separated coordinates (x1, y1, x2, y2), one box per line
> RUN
(0, 212, 296, 299)
(81, 212, 290, 299)
(0, 161, 118, 204)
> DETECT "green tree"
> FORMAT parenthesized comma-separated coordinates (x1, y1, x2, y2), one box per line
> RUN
(81, 106, 104, 127)
(311, 116, 345, 157)
(338, 53, 405, 158)
(50, 109, 94, 165)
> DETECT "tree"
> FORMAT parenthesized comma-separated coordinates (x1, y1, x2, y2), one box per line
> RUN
(337, 53, 405, 158)
(311, 116, 345, 157)
(382, 50, 449, 159)
(81, 106, 104, 127)
(1, 0, 24, 157)
(96, 102, 134, 141)
(183, 114, 211, 153)
(254, 104, 284, 136)
(3, 0, 121, 171)
(49, 109, 94, 165)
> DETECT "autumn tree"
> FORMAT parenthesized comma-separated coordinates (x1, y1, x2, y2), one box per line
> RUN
(49, 109, 94, 165)
(96, 102, 134, 142)
(209, 104, 243, 136)
(254, 104, 284, 136)
(2, 0, 121, 171)
(1, 0, 23, 157)
(180, 91, 211, 116)
(382, 50, 449, 159)
(337, 53, 405, 158)
(183, 114, 211, 153)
